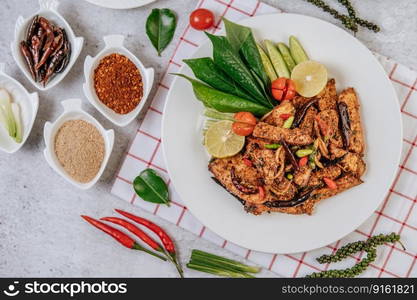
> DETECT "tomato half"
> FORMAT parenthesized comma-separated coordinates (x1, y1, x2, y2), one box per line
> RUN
(232, 122, 254, 136)
(234, 111, 257, 126)
(271, 77, 296, 101)
(190, 9, 215, 30)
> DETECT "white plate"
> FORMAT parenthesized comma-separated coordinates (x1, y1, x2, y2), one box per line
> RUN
(43, 98, 114, 190)
(84, 0, 156, 9)
(11, 0, 84, 91)
(83, 35, 154, 127)
(162, 14, 402, 254)
(0, 63, 39, 154)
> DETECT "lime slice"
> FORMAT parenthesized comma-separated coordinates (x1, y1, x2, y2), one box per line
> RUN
(291, 61, 328, 97)
(205, 120, 245, 158)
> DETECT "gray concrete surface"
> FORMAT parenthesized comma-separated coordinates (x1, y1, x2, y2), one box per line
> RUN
(0, 0, 416, 277)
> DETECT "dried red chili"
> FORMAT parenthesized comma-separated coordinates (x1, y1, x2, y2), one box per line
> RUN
(94, 53, 143, 114)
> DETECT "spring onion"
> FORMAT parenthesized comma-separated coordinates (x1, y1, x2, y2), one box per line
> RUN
(187, 249, 260, 278)
(0, 89, 22, 143)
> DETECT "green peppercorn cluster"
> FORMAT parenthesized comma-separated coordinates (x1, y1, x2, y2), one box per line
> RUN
(306, 233, 403, 278)
(303, 0, 380, 33)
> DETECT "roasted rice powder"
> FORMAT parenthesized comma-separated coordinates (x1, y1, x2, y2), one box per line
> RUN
(54, 120, 105, 183)
(94, 53, 143, 114)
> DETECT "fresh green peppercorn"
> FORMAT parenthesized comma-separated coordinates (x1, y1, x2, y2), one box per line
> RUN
(303, 0, 380, 33)
(308, 233, 403, 278)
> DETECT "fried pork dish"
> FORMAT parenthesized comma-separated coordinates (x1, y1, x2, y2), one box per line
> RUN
(209, 79, 366, 215)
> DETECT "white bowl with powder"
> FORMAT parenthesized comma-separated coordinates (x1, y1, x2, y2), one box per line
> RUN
(43, 98, 114, 189)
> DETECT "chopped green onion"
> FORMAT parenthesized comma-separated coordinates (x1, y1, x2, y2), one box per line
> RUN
(283, 116, 294, 129)
(264, 143, 281, 150)
(296, 148, 314, 157)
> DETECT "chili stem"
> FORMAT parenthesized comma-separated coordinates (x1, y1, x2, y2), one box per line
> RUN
(132, 243, 167, 261)
(163, 248, 184, 278)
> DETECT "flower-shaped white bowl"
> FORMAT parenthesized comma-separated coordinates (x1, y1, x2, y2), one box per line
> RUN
(43, 98, 114, 190)
(0, 63, 39, 154)
(83, 35, 154, 127)
(11, 0, 84, 91)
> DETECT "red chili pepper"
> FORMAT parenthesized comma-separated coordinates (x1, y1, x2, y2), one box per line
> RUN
(279, 113, 292, 120)
(258, 186, 266, 201)
(101, 217, 162, 251)
(81, 215, 166, 261)
(299, 156, 308, 167)
(242, 158, 253, 167)
(323, 178, 337, 190)
(115, 209, 183, 277)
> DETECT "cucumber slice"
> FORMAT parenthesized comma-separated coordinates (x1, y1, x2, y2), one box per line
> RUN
(256, 43, 277, 81)
(204, 108, 234, 121)
(277, 42, 296, 72)
(289, 36, 309, 64)
(264, 40, 290, 78)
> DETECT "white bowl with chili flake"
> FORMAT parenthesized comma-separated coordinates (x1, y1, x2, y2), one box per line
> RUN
(43, 98, 115, 190)
(11, 0, 84, 91)
(83, 35, 154, 127)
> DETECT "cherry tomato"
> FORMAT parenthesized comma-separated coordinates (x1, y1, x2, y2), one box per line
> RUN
(232, 122, 254, 136)
(299, 156, 308, 167)
(323, 177, 337, 190)
(271, 77, 287, 90)
(258, 186, 266, 201)
(190, 9, 215, 30)
(271, 89, 284, 101)
(234, 111, 257, 125)
(287, 80, 296, 91)
(284, 89, 296, 100)
(242, 158, 253, 167)
(271, 77, 296, 101)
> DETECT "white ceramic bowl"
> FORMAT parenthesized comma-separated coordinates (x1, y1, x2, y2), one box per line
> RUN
(11, 0, 84, 91)
(43, 98, 114, 189)
(83, 35, 154, 127)
(0, 63, 39, 154)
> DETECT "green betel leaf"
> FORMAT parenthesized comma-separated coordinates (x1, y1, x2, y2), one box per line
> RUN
(133, 169, 170, 206)
(205, 32, 272, 108)
(146, 8, 177, 56)
(183, 57, 252, 101)
(223, 18, 270, 95)
(173, 74, 270, 117)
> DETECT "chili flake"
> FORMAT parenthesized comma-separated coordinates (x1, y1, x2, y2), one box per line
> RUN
(94, 53, 143, 114)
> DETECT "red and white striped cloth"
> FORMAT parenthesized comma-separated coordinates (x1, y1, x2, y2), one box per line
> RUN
(111, 0, 417, 277)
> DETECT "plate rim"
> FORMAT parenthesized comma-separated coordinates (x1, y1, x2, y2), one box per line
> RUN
(161, 13, 403, 254)
(83, 0, 156, 9)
